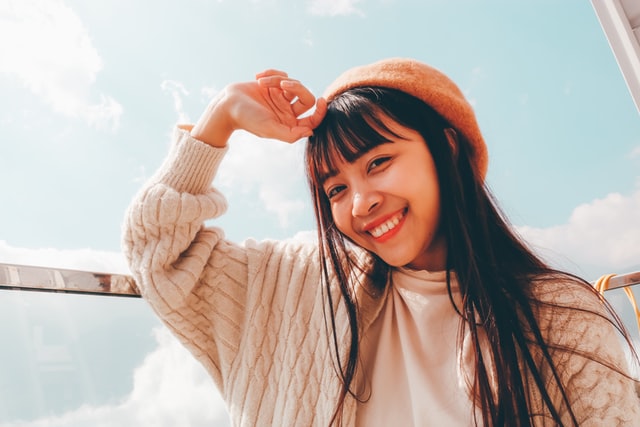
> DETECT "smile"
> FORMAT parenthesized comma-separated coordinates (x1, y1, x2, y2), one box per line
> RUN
(368, 210, 405, 238)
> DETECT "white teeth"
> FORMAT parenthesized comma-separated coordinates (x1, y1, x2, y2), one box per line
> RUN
(369, 212, 403, 238)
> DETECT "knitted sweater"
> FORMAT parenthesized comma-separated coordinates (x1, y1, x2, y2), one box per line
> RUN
(122, 127, 640, 426)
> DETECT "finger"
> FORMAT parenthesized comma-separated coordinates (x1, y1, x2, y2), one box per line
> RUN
(281, 90, 298, 103)
(257, 76, 284, 87)
(291, 98, 313, 118)
(268, 87, 297, 127)
(280, 80, 317, 116)
(261, 122, 313, 144)
(268, 87, 292, 113)
(289, 126, 314, 141)
(255, 69, 288, 79)
(298, 97, 327, 129)
(257, 75, 296, 88)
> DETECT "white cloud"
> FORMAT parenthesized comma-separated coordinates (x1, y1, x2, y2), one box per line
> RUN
(126, 328, 228, 426)
(132, 164, 148, 184)
(0, 0, 122, 131)
(302, 30, 314, 47)
(462, 66, 484, 108)
(517, 187, 640, 274)
(161, 80, 191, 123)
(308, 0, 364, 16)
(0, 327, 230, 427)
(0, 241, 129, 275)
(291, 229, 317, 243)
(218, 131, 308, 228)
(630, 145, 640, 159)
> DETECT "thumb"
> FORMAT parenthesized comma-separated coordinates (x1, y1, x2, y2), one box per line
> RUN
(260, 122, 312, 143)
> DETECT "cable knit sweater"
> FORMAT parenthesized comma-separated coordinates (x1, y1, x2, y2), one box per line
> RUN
(122, 127, 640, 426)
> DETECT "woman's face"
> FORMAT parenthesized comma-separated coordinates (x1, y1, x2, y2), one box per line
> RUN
(322, 118, 447, 271)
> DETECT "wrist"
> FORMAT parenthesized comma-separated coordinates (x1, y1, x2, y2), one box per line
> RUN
(191, 90, 234, 147)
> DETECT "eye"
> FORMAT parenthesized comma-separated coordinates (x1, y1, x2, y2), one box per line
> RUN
(368, 156, 391, 172)
(326, 184, 346, 200)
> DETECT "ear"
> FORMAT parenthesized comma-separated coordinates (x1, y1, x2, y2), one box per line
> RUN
(444, 128, 459, 159)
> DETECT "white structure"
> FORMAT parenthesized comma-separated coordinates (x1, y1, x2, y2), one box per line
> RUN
(592, 0, 640, 114)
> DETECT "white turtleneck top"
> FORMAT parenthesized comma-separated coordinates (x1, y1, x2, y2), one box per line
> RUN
(356, 268, 479, 426)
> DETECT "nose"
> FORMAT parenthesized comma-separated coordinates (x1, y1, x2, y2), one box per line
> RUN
(352, 189, 381, 217)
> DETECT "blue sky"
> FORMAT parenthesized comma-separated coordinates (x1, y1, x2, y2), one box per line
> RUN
(0, 0, 639, 425)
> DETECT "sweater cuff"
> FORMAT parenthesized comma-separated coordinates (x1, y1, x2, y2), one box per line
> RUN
(155, 126, 228, 194)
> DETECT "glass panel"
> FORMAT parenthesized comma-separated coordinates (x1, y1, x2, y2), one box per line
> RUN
(0, 290, 231, 426)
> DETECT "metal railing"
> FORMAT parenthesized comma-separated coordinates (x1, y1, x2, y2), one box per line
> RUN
(0, 262, 637, 297)
(0, 262, 139, 297)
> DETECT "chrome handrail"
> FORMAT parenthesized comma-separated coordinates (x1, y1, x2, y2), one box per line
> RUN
(601, 271, 640, 291)
(0, 261, 637, 297)
(0, 262, 140, 297)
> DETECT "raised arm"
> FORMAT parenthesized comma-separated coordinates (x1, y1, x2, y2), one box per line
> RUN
(121, 71, 326, 389)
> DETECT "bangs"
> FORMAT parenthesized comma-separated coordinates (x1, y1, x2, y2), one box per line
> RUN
(307, 93, 405, 185)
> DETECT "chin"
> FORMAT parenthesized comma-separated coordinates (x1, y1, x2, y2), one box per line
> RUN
(378, 255, 412, 268)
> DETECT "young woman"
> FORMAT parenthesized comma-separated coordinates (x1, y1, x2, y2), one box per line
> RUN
(123, 58, 640, 426)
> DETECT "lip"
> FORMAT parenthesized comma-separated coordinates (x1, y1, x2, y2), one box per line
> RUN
(362, 208, 405, 231)
(363, 208, 407, 243)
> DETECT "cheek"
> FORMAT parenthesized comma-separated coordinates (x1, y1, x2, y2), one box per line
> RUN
(404, 161, 439, 195)
(330, 202, 352, 235)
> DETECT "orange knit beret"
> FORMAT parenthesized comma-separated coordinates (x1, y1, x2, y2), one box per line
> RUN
(323, 57, 489, 181)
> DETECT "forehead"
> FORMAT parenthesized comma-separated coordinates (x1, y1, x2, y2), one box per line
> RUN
(311, 112, 410, 183)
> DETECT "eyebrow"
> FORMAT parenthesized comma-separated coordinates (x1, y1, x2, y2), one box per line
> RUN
(319, 140, 398, 185)
(319, 167, 340, 185)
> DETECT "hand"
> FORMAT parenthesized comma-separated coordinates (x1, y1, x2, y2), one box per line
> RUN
(191, 70, 326, 147)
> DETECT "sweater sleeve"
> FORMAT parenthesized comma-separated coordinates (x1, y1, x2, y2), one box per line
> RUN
(533, 280, 640, 426)
(122, 126, 260, 391)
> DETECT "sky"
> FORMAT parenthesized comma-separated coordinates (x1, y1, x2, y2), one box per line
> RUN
(0, 0, 639, 425)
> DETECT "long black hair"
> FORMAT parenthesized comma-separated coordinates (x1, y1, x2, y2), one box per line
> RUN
(305, 87, 636, 426)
